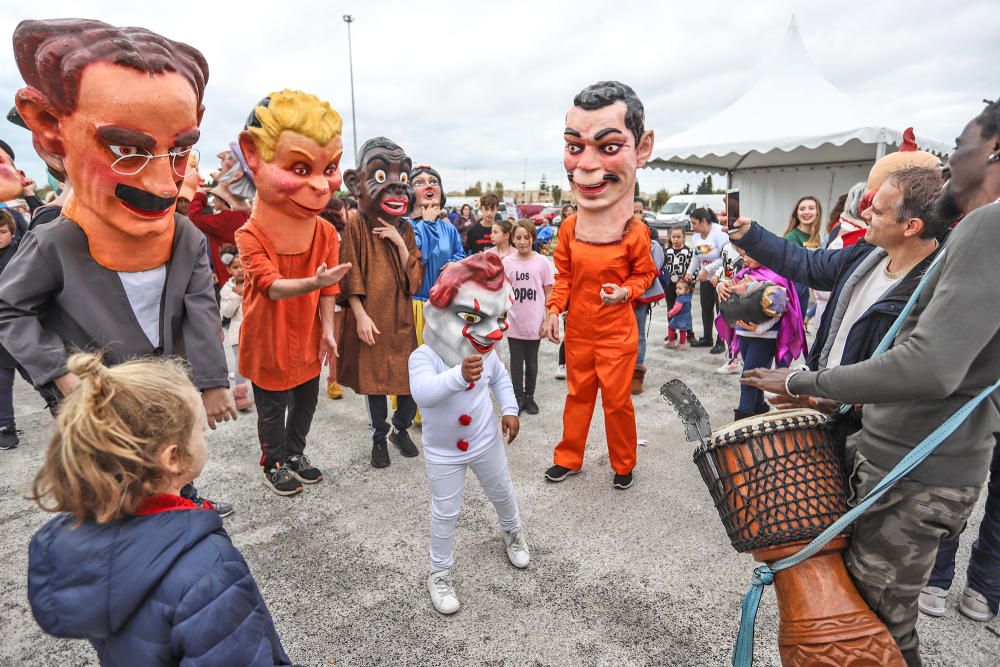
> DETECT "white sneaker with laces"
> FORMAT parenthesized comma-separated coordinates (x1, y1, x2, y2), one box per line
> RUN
(555, 365, 567, 380)
(716, 358, 742, 375)
(918, 585, 948, 617)
(427, 569, 460, 615)
(959, 586, 997, 622)
(503, 527, 530, 568)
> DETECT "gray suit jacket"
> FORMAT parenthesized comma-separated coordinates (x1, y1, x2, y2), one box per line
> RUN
(0, 214, 228, 390)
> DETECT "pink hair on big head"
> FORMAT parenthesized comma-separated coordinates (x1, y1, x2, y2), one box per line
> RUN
(429, 253, 508, 308)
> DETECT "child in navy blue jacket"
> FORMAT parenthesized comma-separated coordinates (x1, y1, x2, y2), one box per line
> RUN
(28, 353, 292, 667)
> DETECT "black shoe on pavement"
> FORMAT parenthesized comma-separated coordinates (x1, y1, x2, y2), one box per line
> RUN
(524, 396, 539, 415)
(191, 493, 234, 518)
(286, 454, 323, 483)
(516, 396, 525, 415)
(389, 428, 419, 457)
(544, 465, 579, 482)
(709, 340, 726, 354)
(0, 426, 21, 450)
(613, 472, 635, 490)
(690, 337, 713, 348)
(261, 464, 302, 496)
(371, 440, 391, 468)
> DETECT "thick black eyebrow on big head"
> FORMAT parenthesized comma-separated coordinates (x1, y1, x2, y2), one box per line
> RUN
(97, 126, 156, 151)
(564, 128, 582, 137)
(173, 129, 201, 147)
(594, 128, 624, 141)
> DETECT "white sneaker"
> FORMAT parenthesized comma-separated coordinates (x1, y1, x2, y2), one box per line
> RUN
(555, 365, 566, 380)
(918, 585, 948, 617)
(427, 569, 460, 615)
(503, 527, 530, 568)
(959, 586, 997, 622)
(716, 358, 741, 375)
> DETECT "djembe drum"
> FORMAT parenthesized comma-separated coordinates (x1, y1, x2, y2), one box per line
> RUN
(694, 408, 904, 666)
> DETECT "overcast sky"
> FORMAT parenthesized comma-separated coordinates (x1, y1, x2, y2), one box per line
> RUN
(1, 0, 997, 200)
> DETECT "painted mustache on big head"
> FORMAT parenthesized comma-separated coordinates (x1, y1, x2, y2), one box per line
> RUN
(115, 183, 177, 214)
(566, 173, 620, 183)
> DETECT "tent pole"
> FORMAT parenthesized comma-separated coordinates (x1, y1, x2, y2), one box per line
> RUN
(727, 170, 733, 189)
(876, 141, 886, 160)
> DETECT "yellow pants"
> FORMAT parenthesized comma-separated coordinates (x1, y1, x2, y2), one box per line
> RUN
(391, 299, 425, 423)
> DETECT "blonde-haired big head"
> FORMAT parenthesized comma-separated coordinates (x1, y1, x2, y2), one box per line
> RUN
(241, 89, 343, 163)
(238, 90, 347, 227)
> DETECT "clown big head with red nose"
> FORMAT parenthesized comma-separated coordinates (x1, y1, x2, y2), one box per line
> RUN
(423, 253, 513, 368)
(564, 81, 654, 241)
(13, 19, 208, 271)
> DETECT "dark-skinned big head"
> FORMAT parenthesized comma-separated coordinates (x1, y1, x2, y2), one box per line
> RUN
(343, 137, 414, 221)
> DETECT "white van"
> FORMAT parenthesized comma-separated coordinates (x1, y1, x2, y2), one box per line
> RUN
(498, 198, 520, 221)
(653, 194, 725, 231)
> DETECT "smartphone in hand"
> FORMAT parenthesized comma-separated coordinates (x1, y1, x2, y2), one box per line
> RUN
(726, 188, 740, 230)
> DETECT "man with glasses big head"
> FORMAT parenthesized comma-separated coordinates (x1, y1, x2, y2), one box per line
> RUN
(0, 19, 237, 514)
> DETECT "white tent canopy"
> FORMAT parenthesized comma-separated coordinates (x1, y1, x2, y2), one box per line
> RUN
(647, 17, 951, 232)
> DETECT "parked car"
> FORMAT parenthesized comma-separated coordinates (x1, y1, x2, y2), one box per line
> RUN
(652, 194, 725, 232)
(540, 206, 562, 222)
(518, 204, 545, 219)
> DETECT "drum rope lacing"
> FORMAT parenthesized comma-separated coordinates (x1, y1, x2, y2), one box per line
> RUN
(732, 248, 1000, 666)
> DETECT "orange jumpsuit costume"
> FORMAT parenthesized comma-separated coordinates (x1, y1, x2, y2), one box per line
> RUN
(546, 214, 658, 475)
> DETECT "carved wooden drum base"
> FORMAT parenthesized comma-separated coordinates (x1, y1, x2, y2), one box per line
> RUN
(754, 537, 905, 666)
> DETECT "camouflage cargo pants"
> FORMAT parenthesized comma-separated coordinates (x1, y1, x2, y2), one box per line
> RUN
(845, 450, 981, 667)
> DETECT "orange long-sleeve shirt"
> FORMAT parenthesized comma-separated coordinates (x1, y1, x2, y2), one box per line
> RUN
(235, 219, 340, 391)
(546, 215, 657, 338)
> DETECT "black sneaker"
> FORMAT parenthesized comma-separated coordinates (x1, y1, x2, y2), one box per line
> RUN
(613, 472, 635, 490)
(371, 440, 391, 468)
(389, 428, 419, 457)
(544, 465, 579, 482)
(286, 454, 323, 484)
(208, 499, 235, 517)
(690, 337, 713, 348)
(516, 396, 525, 415)
(189, 493, 234, 518)
(523, 396, 539, 415)
(261, 463, 303, 496)
(0, 426, 21, 450)
(710, 340, 726, 354)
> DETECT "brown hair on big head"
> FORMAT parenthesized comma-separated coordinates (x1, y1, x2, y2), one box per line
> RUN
(13, 18, 209, 117)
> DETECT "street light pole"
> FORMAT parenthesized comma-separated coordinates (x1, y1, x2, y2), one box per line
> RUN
(343, 15, 359, 166)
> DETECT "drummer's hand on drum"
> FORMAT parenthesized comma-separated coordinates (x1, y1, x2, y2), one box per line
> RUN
(767, 393, 813, 411)
(740, 367, 794, 396)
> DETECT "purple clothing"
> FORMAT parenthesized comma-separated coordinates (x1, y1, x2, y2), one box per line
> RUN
(715, 265, 806, 365)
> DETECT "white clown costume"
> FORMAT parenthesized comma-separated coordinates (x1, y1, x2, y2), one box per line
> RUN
(409, 253, 529, 615)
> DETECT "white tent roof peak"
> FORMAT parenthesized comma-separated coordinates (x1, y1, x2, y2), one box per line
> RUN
(648, 16, 951, 173)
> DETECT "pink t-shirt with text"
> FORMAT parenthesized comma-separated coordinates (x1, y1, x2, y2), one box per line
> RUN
(503, 252, 555, 340)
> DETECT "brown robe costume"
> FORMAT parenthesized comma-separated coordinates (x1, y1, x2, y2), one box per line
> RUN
(337, 211, 423, 395)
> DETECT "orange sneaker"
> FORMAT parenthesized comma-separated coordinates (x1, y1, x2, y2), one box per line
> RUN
(327, 380, 344, 400)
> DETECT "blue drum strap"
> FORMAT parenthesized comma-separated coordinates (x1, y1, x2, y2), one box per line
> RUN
(734, 247, 1000, 666)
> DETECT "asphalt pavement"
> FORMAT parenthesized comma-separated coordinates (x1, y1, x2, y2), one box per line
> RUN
(0, 309, 996, 666)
